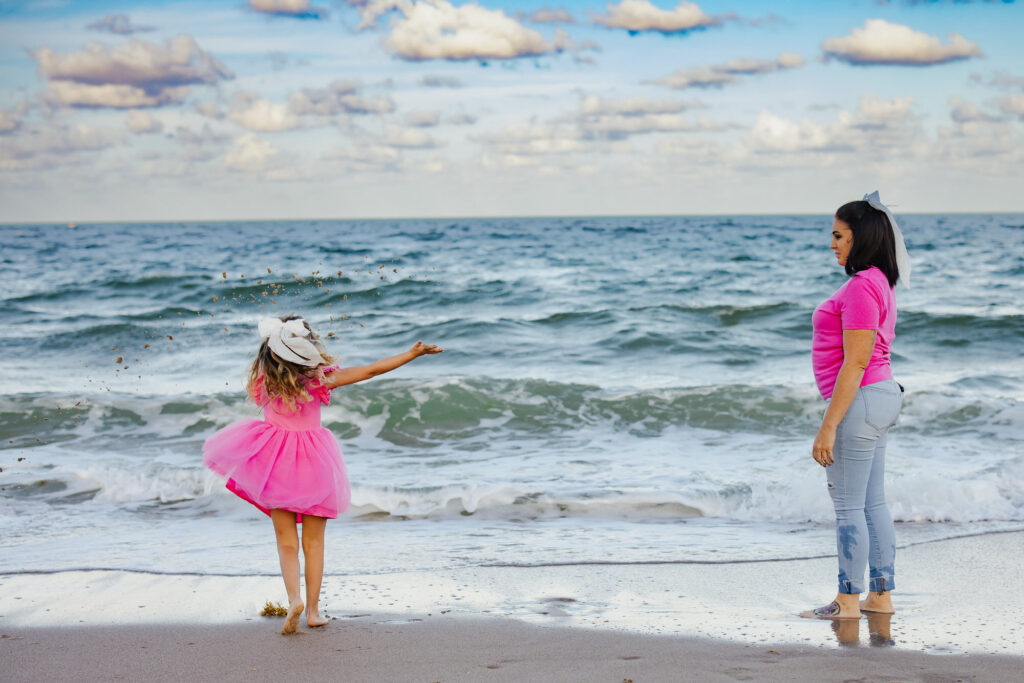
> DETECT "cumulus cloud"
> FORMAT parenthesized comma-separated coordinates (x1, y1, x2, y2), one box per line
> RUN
(0, 107, 24, 134)
(577, 97, 731, 139)
(656, 53, 804, 90)
(996, 95, 1024, 120)
(359, 0, 560, 61)
(45, 81, 191, 108)
(948, 97, 1000, 124)
(175, 124, 231, 161)
(126, 110, 164, 134)
(405, 110, 441, 127)
(381, 125, 442, 148)
(325, 143, 402, 172)
(420, 74, 462, 88)
(289, 80, 395, 116)
(248, 0, 325, 18)
(229, 94, 300, 131)
(33, 35, 233, 108)
(529, 7, 575, 23)
(86, 14, 154, 34)
(747, 95, 920, 154)
(225, 133, 285, 172)
(592, 0, 718, 34)
(970, 71, 1024, 91)
(447, 112, 478, 125)
(478, 123, 587, 160)
(821, 19, 982, 66)
(579, 95, 691, 116)
(0, 123, 120, 172)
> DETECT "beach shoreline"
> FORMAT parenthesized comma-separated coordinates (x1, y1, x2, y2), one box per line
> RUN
(2, 532, 1022, 680)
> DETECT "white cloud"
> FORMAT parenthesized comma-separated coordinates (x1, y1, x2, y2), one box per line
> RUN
(176, 124, 231, 161)
(948, 97, 999, 124)
(969, 71, 1024, 92)
(224, 133, 284, 172)
(248, 0, 324, 17)
(405, 110, 441, 127)
(935, 115, 1024, 173)
(821, 19, 982, 66)
(580, 95, 691, 115)
(126, 110, 164, 134)
(381, 125, 442, 148)
(420, 74, 462, 88)
(478, 123, 587, 159)
(747, 95, 919, 154)
(0, 123, 120, 172)
(195, 101, 225, 119)
(447, 113, 478, 125)
(747, 111, 843, 153)
(362, 0, 558, 61)
(0, 108, 22, 134)
(86, 14, 153, 34)
(592, 0, 717, 34)
(580, 113, 698, 136)
(33, 35, 232, 109)
(325, 143, 402, 172)
(577, 96, 732, 139)
(289, 80, 395, 116)
(230, 97, 300, 132)
(656, 53, 804, 90)
(529, 7, 575, 23)
(996, 95, 1024, 120)
(851, 94, 914, 128)
(46, 81, 191, 108)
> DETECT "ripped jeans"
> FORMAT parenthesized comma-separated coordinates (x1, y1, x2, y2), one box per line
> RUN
(826, 378, 903, 594)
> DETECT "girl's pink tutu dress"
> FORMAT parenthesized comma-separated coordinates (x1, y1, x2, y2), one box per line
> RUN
(203, 367, 350, 521)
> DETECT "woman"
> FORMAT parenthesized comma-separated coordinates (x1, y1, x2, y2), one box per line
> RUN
(801, 192, 911, 620)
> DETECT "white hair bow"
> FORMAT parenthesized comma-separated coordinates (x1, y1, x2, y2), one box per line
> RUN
(257, 317, 326, 367)
(863, 191, 911, 288)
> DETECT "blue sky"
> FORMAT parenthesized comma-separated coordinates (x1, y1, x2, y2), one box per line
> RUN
(0, 0, 1021, 220)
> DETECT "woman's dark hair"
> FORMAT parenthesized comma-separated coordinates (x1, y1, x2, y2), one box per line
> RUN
(835, 200, 899, 287)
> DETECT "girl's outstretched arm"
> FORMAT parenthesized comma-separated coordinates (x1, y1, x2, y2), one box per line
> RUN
(323, 341, 443, 388)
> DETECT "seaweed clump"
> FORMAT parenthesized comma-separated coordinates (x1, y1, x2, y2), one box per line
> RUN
(260, 601, 288, 617)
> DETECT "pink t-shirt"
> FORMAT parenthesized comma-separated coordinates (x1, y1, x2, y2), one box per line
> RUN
(812, 266, 896, 400)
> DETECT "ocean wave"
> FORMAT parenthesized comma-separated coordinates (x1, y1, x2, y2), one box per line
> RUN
(6, 458, 1022, 526)
(3, 376, 1022, 451)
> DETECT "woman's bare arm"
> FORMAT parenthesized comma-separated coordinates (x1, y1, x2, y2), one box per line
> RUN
(812, 329, 876, 467)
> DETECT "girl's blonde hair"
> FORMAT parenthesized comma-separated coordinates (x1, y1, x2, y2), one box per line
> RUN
(246, 314, 336, 411)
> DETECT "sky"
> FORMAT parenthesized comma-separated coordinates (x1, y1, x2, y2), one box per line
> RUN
(0, 0, 1022, 221)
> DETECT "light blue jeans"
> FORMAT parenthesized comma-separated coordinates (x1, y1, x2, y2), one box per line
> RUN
(826, 378, 903, 594)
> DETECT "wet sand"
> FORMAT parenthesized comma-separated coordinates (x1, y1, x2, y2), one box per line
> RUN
(2, 532, 1022, 681)
(4, 617, 1024, 683)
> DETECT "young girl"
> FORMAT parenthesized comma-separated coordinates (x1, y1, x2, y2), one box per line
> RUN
(203, 314, 443, 634)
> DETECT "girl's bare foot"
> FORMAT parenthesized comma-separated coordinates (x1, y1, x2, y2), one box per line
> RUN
(307, 609, 328, 628)
(282, 600, 304, 635)
(860, 590, 894, 614)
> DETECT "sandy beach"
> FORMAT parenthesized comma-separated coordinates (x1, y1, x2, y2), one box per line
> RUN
(6, 617, 1023, 683)
(3, 531, 1022, 681)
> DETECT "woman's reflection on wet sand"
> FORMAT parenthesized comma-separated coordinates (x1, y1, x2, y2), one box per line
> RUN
(829, 613, 895, 647)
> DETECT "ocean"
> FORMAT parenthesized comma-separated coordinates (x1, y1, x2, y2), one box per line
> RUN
(1, 215, 1022, 578)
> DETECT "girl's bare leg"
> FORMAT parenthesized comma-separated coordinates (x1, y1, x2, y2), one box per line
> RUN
(271, 509, 304, 634)
(301, 514, 328, 627)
